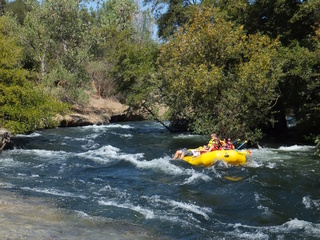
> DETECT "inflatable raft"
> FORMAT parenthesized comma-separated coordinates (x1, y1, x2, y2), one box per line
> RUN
(182, 150, 251, 167)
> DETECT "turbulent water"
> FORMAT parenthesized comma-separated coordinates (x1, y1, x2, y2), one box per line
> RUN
(1, 121, 320, 239)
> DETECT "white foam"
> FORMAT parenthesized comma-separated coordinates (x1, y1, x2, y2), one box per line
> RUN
(99, 185, 113, 192)
(78, 146, 199, 179)
(129, 156, 185, 175)
(97, 124, 133, 129)
(183, 170, 212, 184)
(173, 134, 203, 139)
(0, 157, 22, 167)
(244, 147, 294, 168)
(21, 187, 87, 199)
(99, 185, 130, 200)
(8, 148, 69, 160)
(165, 199, 212, 220)
(16, 132, 42, 138)
(278, 145, 315, 152)
(0, 182, 15, 188)
(282, 218, 320, 235)
(77, 145, 129, 163)
(302, 196, 320, 210)
(98, 200, 155, 219)
(245, 159, 263, 168)
(265, 162, 277, 169)
(230, 230, 269, 240)
(81, 139, 100, 150)
(128, 156, 213, 184)
(79, 147, 213, 183)
(99, 193, 212, 226)
(144, 195, 212, 223)
(78, 124, 133, 134)
(227, 218, 320, 239)
(303, 196, 312, 209)
(111, 132, 133, 138)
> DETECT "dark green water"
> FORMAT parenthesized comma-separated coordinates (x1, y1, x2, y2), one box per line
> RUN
(1, 121, 319, 239)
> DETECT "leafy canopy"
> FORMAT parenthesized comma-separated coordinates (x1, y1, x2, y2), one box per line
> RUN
(0, 15, 68, 134)
(157, 7, 282, 141)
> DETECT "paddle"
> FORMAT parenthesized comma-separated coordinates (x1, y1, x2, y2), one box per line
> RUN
(232, 139, 241, 144)
(237, 141, 247, 150)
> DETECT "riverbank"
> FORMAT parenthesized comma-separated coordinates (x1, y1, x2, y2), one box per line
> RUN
(0, 97, 124, 152)
(0, 95, 146, 152)
(56, 96, 129, 127)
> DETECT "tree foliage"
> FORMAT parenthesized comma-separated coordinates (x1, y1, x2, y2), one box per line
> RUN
(242, 0, 319, 47)
(24, 0, 93, 104)
(0, 0, 6, 15)
(5, 0, 30, 25)
(157, 7, 282, 140)
(146, 0, 320, 149)
(275, 41, 320, 146)
(0, 15, 68, 134)
(144, 0, 199, 40)
(92, 0, 158, 108)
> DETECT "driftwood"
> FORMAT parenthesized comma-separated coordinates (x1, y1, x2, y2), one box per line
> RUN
(0, 130, 11, 153)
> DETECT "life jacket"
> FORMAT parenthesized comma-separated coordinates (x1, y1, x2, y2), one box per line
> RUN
(211, 143, 222, 151)
(224, 143, 234, 150)
(208, 139, 215, 147)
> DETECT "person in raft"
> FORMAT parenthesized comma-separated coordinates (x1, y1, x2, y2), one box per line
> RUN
(208, 133, 218, 147)
(208, 133, 227, 147)
(223, 138, 235, 150)
(173, 145, 208, 160)
(207, 138, 223, 151)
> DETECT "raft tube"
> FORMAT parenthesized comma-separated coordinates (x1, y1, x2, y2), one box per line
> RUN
(182, 150, 250, 167)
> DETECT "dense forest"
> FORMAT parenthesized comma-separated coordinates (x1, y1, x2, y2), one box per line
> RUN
(0, 0, 319, 155)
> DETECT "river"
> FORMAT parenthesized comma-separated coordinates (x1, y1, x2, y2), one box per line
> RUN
(0, 121, 319, 239)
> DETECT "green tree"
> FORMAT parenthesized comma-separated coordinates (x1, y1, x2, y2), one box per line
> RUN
(98, 0, 137, 31)
(277, 42, 320, 139)
(144, 0, 199, 40)
(157, 7, 282, 140)
(24, 0, 93, 104)
(216, 0, 320, 48)
(6, 0, 30, 25)
(0, 15, 68, 134)
(23, 1, 50, 77)
(90, 0, 159, 110)
(0, 0, 6, 15)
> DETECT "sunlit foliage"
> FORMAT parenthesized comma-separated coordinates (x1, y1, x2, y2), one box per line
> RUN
(0, 15, 68, 134)
(92, 0, 159, 108)
(157, 7, 282, 140)
(24, 0, 93, 104)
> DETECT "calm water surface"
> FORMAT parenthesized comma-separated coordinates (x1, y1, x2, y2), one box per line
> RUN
(1, 121, 320, 239)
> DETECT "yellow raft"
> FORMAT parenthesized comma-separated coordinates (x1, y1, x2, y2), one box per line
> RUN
(182, 150, 251, 167)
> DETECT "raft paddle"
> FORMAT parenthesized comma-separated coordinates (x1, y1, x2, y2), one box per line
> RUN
(237, 141, 247, 150)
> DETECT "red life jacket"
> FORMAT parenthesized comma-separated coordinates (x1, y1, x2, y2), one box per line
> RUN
(225, 143, 234, 150)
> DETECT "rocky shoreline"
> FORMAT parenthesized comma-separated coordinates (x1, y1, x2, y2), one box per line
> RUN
(56, 96, 129, 127)
(0, 96, 147, 152)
